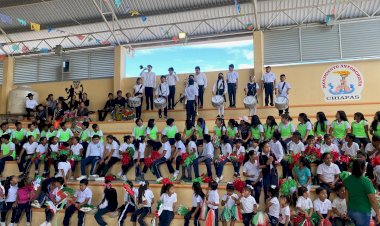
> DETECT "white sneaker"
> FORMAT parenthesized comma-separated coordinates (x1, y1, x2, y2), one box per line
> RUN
(215, 177, 220, 183)
(39, 222, 47, 226)
(26, 222, 31, 226)
(76, 175, 87, 181)
(219, 175, 224, 182)
(95, 177, 105, 182)
(90, 174, 99, 178)
(156, 177, 163, 183)
(46, 222, 52, 226)
(31, 201, 41, 208)
(173, 171, 179, 180)
(0, 222, 5, 226)
(117, 170, 122, 177)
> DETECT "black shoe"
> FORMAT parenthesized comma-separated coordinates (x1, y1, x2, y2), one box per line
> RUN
(265, 104, 269, 107)
(270, 103, 274, 106)
(217, 115, 220, 118)
(159, 115, 162, 119)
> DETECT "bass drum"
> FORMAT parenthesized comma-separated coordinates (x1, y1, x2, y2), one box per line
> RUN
(211, 95, 224, 108)
(154, 97, 167, 109)
(243, 96, 257, 109)
(274, 96, 289, 110)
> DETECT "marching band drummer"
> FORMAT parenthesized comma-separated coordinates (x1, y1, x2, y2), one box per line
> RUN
(262, 66, 276, 107)
(155, 76, 170, 119)
(167, 67, 179, 110)
(184, 78, 198, 125)
(212, 73, 228, 118)
(244, 75, 260, 116)
(275, 74, 291, 116)
(140, 65, 156, 111)
(194, 66, 207, 109)
(133, 78, 144, 119)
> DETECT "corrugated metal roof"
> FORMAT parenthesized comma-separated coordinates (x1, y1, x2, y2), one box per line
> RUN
(0, 0, 379, 55)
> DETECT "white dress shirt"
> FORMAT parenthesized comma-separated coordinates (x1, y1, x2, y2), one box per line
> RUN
(156, 83, 170, 97)
(86, 142, 105, 158)
(140, 71, 157, 88)
(185, 85, 198, 101)
(134, 84, 145, 94)
(227, 71, 239, 83)
(195, 72, 207, 87)
(262, 72, 276, 83)
(26, 99, 38, 109)
(166, 73, 179, 86)
(276, 82, 291, 97)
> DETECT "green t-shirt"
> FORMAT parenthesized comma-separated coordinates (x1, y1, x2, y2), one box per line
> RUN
(1, 142, 15, 159)
(297, 122, 314, 138)
(133, 126, 146, 138)
(279, 123, 292, 139)
(27, 130, 38, 140)
(314, 121, 328, 137)
(185, 128, 193, 138)
(148, 126, 158, 140)
(13, 129, 26, 142)
(251, 125, 262, 140)
(58, 129, 71, 142)
(344, 175, 375, 213)
(332, 120, 349, 139)
(80, 129, 89, 142)
(351, 120, 367, 138)
(375, 124, 380, 137)
(227, 126, 237, 138)
(263, 124, 275, 141)
(165, 126, 177, 139)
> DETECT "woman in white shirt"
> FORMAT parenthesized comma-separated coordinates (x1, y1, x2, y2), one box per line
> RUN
(131, 181, 154, 226)
(159, 184, 177, 226)
(184, 182, 204, 226)
(212, 73, 228, 118)
(96, 135, 120, 178)
(34, 137, 49, 177)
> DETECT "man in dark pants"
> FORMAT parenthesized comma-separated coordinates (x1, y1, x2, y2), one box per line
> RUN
(140, 65, 156, 110)
(226, 64, 239, 107)
(262, 66, 276, 106)
(166, 67, 179, 110)
(194, 66, 207, 109)
(184, 78, 198, 125)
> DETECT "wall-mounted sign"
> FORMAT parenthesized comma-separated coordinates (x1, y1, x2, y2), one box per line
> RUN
(321, 64, 364, 102)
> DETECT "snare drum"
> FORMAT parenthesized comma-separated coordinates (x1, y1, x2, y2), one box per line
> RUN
(154, 97, 167, 109)
(211, 95, 224, 108)
(274, 96, 289, 110)
(128, 97, 141, 108)
(243, 96, 257, 109)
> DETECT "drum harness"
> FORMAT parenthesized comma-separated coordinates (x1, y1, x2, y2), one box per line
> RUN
(278, 82, 287, 97)
(247, 82, 258, 99)
(135, 84, 143, 97)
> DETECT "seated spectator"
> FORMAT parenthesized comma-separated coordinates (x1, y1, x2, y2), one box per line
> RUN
(57, 97, 69, 111)
(25, 93, 38, 120)
(98, 93, 115, 121)
(53, 103, 65, 125)
(45, 94, 56, 119)
(76, 102, 89, 117)
(114, 90, 126, 107)
(69, 95, 80, 111)
(82, 92, 90, 108)
(36, 104, 48, 125)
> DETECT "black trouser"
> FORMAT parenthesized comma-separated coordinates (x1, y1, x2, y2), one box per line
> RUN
(279, 107, 289, 116)
(12, 203, 31, 223)
(96, 156, 120, 177)
(131, 207, 151, 226)
(198, 85, 204, 107)
(165, 158, 175, 174)
(26, 108, 34, 118)
(0, 156, 14, 174)
(168, 86, 176, 109)
(186, 100, 196, 125)
(264, 83, 274, 106)
(45, 207, 54, 222)
(145, 87, 154, 110)
(98, 109, 111, 121)
(135, 100, 142, 119)
(354, 137, 370, 149)
(159, 210, 174, 226)
(118, 202, 135, 226)
(63, 204, 85, 226)
(184, 207, 201, 226)
(1, 201, 15, 222)
(242, 212, 254, 226)
(228, 83, 237, 107)
(18, 154, 33, 175)
(122, 159, 134, 175)
(147, 140, 162, 151)
(158, 95, 167, 117)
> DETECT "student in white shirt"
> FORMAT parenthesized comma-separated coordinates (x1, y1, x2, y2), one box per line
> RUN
(243, 151, 262, 203)
(182, 135, 198, 181)
(270, 132, 287, 178)
(332, 183, 350, 225)
(34, 137, 49, 177)
(184, 78, 198, 125)
(313, 187, 333, 222)
(18, 135, 38, 176)
(296, 186, 313, 218)
(0, 176, 19, 225)
(151, 136, 172, 181)
(25, 93, 38, 120)
(226, 64, 239, 107)
(237, 185, 258, 226)
(119, 135, 136, 180)
(266, 186, 280, 226)
(173, 133, 187, 180)
(131, 181, 155, 225)
(215, 135, 232, 183)
(70, 137, 84, 174)
(321, 134, 339, 154)
(212, 73, 228, 118)
(155, 75, 170, 119)
(184, 182, 204, 226)
(63, 179, 92, 226)
(55, 155, 72, 185)
(262, 66, 276, 107)
(342, 133, 360, 158)
(193, 134, 214, 178)
(244, 75, 260, 116)
(159, 184, 177, 226)
(287, 131, 305, 154)
(194, 66, 207, 109)
(133, 77, 144, 119)
(275, 74, 291, 115)
(221, 183, 239, 225)
(279, 195, 291, 226)
(140, 65, 156, 111)
(96, 135, 121, 179)
(207, 181, 220, 226)
(94, 180, 118, 226)
(317, 152, 341, 198)
(166, 67, 179, 110)
(366, 136, 380, 159)
(231, 139, 245, 176)
(77, 135, 104, 181)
